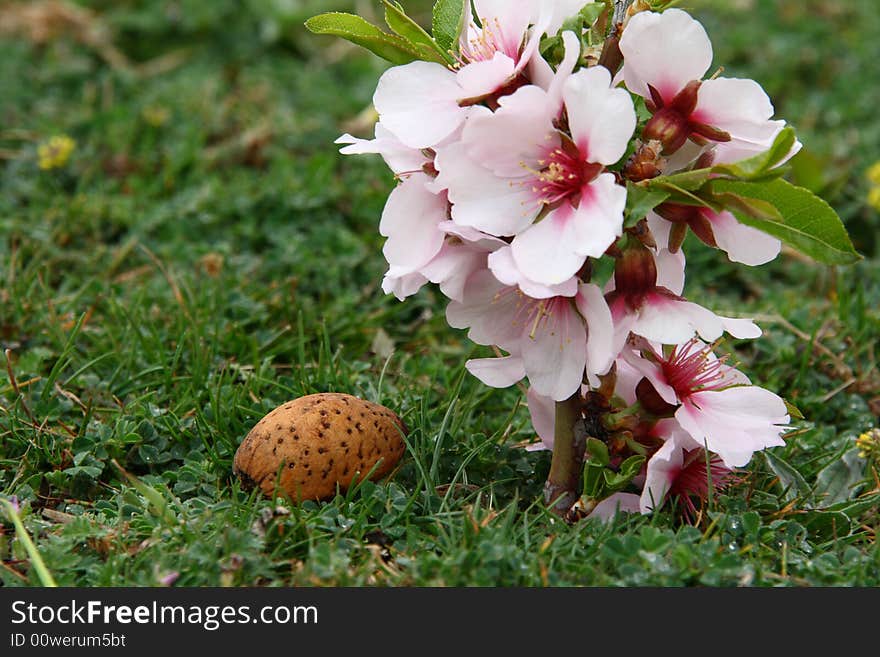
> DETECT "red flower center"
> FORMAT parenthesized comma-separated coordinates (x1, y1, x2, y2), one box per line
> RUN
(528, 146, 602, 207)
(660, 340, 729, 400)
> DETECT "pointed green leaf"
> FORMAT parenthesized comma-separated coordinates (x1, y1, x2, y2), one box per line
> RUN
(586, 437, 610, 466)
(649, 168, 712, 192)
(813, 448, 864, 508)
(383, 1, 450, 64)
(305, 12, 422, 64)
(710, 191, 781, 222)
(800, 509, 852, 541)
(764, 451, 811, 504)
(432, 0, 467, 53)
(708, 178, 861, 265)
(625, 182, 669, 226)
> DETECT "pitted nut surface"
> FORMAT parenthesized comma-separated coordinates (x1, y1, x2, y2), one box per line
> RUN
(233, 393, 407, 501)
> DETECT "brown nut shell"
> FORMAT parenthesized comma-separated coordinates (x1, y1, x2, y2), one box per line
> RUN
(233, 393, 407, 501)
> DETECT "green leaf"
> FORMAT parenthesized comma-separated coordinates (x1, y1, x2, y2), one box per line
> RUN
(1, 498, 57, 587)
(650, 168, 712, 192)
(707, 178, 861, 265)
(824, 493, 880, 518)
(711, 127, 797, 180)
(579, 2, 607, 26)
(383, 2, 450, 64)
(432, 0, 467, 53)
(813, 448, 864, 508)
(618, 454, 646, 481)
(800, 510, 852, 541)
(112, 459, 177, 525)
(710, 191, 781, 222)
(305, 12, 422, 65)
(784, 400, 804, 421)
(625, 182, 669, 225)
(585, 437, 610, 466)
(603, 455, 646, 491)
(764, 451, 811, 503)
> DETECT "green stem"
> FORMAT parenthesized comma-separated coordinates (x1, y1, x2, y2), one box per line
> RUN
(1, 498, 57, 587)
(544, 392, 585, 518)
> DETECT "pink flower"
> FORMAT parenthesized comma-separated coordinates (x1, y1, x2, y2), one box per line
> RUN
(447, 271, 613, 401)
(619, 8, 797, 161)
(379, 173, 449, 278)
(373, 1, 550, 150)
(607, 245, 762, 350)
(639, 420, 737, 515)
(627, 339, 790, 467)
(439, 65, 635, 285)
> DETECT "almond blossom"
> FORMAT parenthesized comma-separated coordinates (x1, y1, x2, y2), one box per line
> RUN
(373, 0, 553, 150)
(439, 65, 636, 285)
(619, 8, 795, 162)
(447, 270, 613, 401)
(639, 421, 737, 516)
(606, 244, 762, 351)
(625, 339, 790, 467)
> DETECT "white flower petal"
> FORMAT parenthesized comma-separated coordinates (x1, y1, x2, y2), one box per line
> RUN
(568, 174, 628, 257)
(720, 316, 762, 340)
(619, 9, 713, 103)
(588, 493, 641, 521)
(466, 355, 527, 389)
(446, 271, 522, 350)
(632, 293, 723, 345)
(374, 61, 467, 149)
(575, 283, 615, 377)
(457, 52, 517, 99)
(421, 243, 490, 303)
(640, 436, 683, 513)
(564, 67, 637, 165)
(335, 122, 427, 175)
(709, 209, 782, 266)
(488, 246, 579, 299)
(510, 205, 587, 285)
(462, 84, 557, 178)
(526, 386, 556, 449)
(521, 298, 587, 401)
(676, 387, 788, 467)
(654, 247, 686, 296)
(436, 142, 539, 236)
(382, 269, 428, 301)
(379, 175, 447, 271)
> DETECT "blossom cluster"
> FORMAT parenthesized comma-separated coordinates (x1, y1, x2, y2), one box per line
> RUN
(337, 2, 797, 517)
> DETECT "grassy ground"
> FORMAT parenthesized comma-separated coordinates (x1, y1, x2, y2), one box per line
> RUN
(0, 0, 878, 587)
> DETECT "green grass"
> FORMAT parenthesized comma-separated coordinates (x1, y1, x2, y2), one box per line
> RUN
(1, 0, 878, 587)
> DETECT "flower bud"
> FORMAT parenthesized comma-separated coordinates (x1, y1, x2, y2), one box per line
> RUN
(643, 108, 691, 154)
(614, 242, 657, 306)
(643, 81, 702, 154)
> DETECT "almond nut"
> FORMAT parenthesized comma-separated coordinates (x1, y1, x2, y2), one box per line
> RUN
(233, 393, 407, 501)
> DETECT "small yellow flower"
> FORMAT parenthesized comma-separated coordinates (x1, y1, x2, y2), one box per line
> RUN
(868, 187, 880, 212)
(37, 135, 76, 170)
(142, 106, 170, 127)
(856, 428, 880, 460)
(866, 161, 880, 187)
